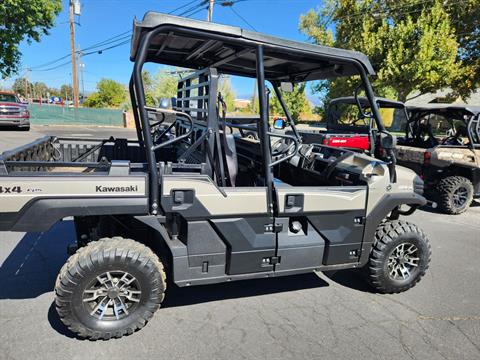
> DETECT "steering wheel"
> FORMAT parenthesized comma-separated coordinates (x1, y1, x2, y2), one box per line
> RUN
(320, 152, 355, 181)
(271, 138, 291, 157)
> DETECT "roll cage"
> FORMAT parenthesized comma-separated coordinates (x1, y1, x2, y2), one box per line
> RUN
(406, 105, 480, 148)
(128, 12, 390, 215)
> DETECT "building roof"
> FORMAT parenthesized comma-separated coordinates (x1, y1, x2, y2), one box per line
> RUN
(130, 12, 375, 82)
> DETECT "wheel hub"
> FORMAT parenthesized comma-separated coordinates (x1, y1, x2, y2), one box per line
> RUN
(82, 270, 142, 321)
(107, 288, 120, 299)
(387, 243, 420, 281)
(452, 186, 468, 208)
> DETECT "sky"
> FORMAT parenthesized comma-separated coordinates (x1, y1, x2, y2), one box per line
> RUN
(4, 0, 323, 98)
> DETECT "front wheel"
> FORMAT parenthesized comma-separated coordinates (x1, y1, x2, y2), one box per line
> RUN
(366, 220, 431, 294)
(55, 237, 166, 340)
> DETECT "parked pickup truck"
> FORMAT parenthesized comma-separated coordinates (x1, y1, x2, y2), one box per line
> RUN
(0, 91, 30, 131)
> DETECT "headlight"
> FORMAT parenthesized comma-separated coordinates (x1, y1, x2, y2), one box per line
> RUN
(20, 108, 29, 117)
(413, 175, 424, 195)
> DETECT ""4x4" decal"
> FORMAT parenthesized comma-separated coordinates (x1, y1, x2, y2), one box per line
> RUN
(0, 186, 22, 194)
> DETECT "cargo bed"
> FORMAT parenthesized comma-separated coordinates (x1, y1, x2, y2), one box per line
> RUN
(0, 136, 149, 232)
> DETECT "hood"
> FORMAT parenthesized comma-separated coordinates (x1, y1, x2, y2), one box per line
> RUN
(0, 102, 26, 108)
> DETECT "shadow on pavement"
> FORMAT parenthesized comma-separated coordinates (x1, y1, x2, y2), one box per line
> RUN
(48, 302, 76, 339)
(322, 269, 374, 293)
(162, 273, 329, 308)
(0, 221, 74, 300)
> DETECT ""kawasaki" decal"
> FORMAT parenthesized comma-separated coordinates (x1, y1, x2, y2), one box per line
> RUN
(96, 185, 139, 193)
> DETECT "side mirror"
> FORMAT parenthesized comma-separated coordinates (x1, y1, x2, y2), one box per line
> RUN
(171, 97, 177, 109)
(158, 98, 170, 109)
(280, 82, 294, 93)
(379, 131, 397, 150)
(273, 118, 287, 130)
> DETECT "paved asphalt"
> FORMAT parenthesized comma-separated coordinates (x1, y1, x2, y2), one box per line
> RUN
(0, 126, 479, 360)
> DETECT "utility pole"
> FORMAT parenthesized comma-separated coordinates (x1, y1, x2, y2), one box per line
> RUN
(208, 0, 214, 22)
(77, 44, 85, 103)
(69, 0, 79, 108)
(24, 69, 30, 101)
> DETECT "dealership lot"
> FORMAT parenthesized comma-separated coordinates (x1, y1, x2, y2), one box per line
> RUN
(0, 127, 479, 360)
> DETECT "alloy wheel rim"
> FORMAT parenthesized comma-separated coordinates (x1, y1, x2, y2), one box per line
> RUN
(387, 243, 420, 281)
(82, 271, 142, 321)
(452, 186, 468, 208)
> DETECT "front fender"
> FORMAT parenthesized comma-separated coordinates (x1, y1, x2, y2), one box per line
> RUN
(359, 192, 426, 265)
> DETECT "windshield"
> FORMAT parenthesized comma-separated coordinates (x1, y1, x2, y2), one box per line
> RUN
(0, 93, 18, 103)
(327, 102, 408, 134)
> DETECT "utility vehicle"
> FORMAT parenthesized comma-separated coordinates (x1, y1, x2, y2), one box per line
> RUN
(395, 104, 480, 214)
(0, 91, 30, 131)
(292, 96, 408, 156)
(0, 13, 431, 340)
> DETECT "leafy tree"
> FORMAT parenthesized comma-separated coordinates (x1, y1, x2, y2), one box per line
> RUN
(145, 71, 159, 106)
(60, 84, 73, 100)
(48, 87, 61, 98)
(0, 0, 62, 78)
(142, 70, 157, 106)
(300, 0, 466, 102)
(218, 76, 236, 112)
(32, 81, 48, 98)
(270, 83, 312, 121)
(153, 69, 178, 100)
(446, 1, 480, 97)
(12, 77, 31, 97)
(84, 79, 127, 108)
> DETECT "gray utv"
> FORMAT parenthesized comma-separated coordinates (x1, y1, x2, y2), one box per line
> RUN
(0, 13, 431, 340)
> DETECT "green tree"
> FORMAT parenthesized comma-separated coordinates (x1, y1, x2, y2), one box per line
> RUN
(32, 81, 48, 98)
(84, 79, 127, 108)
(153, 69, 178, 100)
(446, 1, 480, 97)
(218, 76, 236, 112)
(142, 70, 157, 106)
(48, 87, 61, 98)
(60, 84, 73, 100)
(300, 0, 466, 102)
(270, 83, 312, 121)
(0, 0, 62, 78)
(12, 77, 31, 97)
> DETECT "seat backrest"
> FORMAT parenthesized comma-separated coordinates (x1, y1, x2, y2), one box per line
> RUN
(223, 134, 238, 186)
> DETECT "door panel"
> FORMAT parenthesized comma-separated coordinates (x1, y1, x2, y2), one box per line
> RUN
(274, 185, 367, 269)
(161, 174, 275, 275)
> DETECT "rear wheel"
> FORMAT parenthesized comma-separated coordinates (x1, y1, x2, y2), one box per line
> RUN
(55, 237, 166, 340)
(436, 176, 474, 214)
(367, 220, 431, 294)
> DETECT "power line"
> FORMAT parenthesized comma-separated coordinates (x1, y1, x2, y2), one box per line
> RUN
(178, 1, 208, 17)
(30, 39, 131, 73)
(28, 1, 212, 71)
(29, 32, 131, 70)
(168, 0, 200, 14)
(229, 6, 257, 31)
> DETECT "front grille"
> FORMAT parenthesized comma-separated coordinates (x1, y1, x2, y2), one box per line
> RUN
(0, 106, 21, 116)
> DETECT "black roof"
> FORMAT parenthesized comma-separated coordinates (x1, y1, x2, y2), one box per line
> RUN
(130, 12, 375, 82)
(329, 96, 406, 109)
(406, 104, 480, 116)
